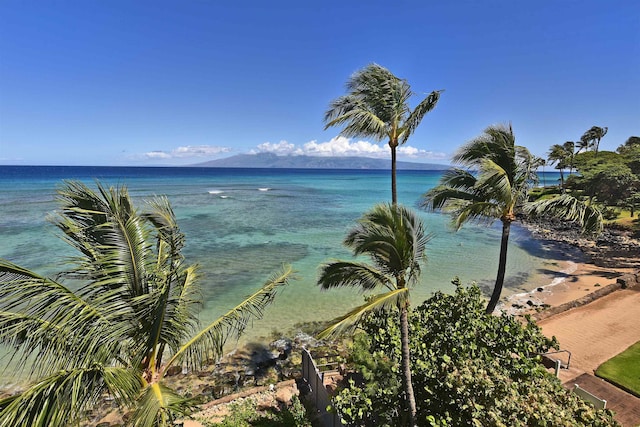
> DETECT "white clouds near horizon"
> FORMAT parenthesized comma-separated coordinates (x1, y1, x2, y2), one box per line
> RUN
(140, 136, 449, 163)
(252, 136, 449, 161)
(143, 145, 231, 160)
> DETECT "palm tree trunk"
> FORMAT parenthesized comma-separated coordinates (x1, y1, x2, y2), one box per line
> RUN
(391, 143, 398, 205)
(399, 305, 417, 426)
(486, 220, 511, 314)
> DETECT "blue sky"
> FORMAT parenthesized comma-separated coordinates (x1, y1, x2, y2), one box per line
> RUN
(1, 0, 638, 166)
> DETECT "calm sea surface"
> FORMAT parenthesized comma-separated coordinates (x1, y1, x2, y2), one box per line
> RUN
(0, 166, 578, 365)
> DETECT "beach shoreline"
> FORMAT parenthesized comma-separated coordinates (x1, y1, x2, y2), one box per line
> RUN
(502, 218, 640, 317)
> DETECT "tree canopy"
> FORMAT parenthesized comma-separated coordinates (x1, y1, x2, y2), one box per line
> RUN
(421, 124, 539, 313)
(332, 281, 620, 427)
(324, 63, 441, 204)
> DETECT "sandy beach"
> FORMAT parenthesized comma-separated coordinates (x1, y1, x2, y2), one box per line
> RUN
(501, 261, 638, 315)
(499, 232, 640, 426)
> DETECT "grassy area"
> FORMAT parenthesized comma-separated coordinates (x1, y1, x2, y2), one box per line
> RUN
(613, 210, 639, 228)
(595, 341, 640, 397)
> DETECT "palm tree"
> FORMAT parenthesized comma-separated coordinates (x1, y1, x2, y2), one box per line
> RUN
(580, 126, 608, 156)
(547, 143, 571, 189)
(421, 125, 538, 314)
(530, 155, 546, 189)
(0, 181, 293, 427)
(563, 141, 576, 176)
(577, 135, 591, 154)
(318, 203, 429, 426)
(324, 63, 442, 204)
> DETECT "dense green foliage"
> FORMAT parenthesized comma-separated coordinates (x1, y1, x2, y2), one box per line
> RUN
(569, 151, 638, 205)
(544, 134, 640, 221)
(203, 395, 311, 427)
(596, 341, 640, 397)
(0, 182, 293, 427)
(332, 281, 620, 426)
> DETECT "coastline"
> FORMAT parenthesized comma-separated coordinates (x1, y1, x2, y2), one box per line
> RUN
(501, 261, 638, 317)
(503, 218, 640, 317)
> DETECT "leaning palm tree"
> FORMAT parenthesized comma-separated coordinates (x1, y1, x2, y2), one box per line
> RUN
(547, 143, 571, 189)
(324, 63, 442, 204)
(318, 203, 429, 426)
(0, 181, 293, 427)
(421, 124, 538, 314)
(563, 140, 576, 176)
(581, 126, 608, 156)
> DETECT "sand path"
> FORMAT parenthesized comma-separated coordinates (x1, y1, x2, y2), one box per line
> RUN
(537, 287, 640, 376)
(537, 285, 640, 426)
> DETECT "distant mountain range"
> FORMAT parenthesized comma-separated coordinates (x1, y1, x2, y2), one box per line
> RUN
(192, 153, 450, 170)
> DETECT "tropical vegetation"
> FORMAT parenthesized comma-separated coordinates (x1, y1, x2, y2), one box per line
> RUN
(0, 181, 293, 427)
(421, 124, 609, 314)
(331, 281, 620, 426)
(317, 203, 429, 426)
(420, 124, 540, 314)
(539, 134, 640, 228)
(324, 63, 442, 204)
(580, 125, 608, 156)
(546, 141, 575, 189)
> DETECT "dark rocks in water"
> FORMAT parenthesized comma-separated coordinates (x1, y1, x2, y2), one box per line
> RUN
(537, 287, 544, 292)
(526, 300, 535, 306)
(521, 216, 640, 269)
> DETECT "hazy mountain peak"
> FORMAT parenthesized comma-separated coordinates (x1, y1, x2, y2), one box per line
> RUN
(192, 153, 450, 170)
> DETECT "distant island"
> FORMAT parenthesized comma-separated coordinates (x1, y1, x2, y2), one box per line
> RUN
(192, 153, 451, 170)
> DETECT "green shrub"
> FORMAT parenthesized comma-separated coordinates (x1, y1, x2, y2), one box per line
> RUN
(332, 280, 620, 426)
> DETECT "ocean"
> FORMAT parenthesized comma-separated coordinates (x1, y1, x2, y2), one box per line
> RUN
(0, 166, 580, 351)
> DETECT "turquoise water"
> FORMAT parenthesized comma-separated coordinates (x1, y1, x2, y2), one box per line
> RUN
(0, 166, 575, 349)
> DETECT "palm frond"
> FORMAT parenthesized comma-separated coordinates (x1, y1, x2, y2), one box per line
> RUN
(325, 63, 432, 144)
(451, 201, 502, 229)
(453, 124, 515, 168)
(343, 204, 428, 280)
(400, 90, 442, 144)
(318, 261, 393, 292)
(524, 195, 603, 234)
(162, 265, 294, 373)
(128, 382, 197, 427)
(52, 181, 153, 299)
(0, 259, 127, 375)
(317, 288, 409, 339)
(0, 366, 141, 427)
(476, 158, 514, 208)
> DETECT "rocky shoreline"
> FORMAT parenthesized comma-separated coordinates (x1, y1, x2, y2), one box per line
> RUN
(520, 216, 640, 269)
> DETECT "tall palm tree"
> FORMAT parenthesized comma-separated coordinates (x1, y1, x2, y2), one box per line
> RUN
(563, 140, 576, 175)
(547, 143, 571, 189)
(324, 63, 442, 204)
(530, 155, 546, 189)
(421, 125, 538, 314)
(580, 126, 608, 156)
(577, 135, 591, 154)
(0, 181, 293, 427)
(318, 203, 429, 426)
